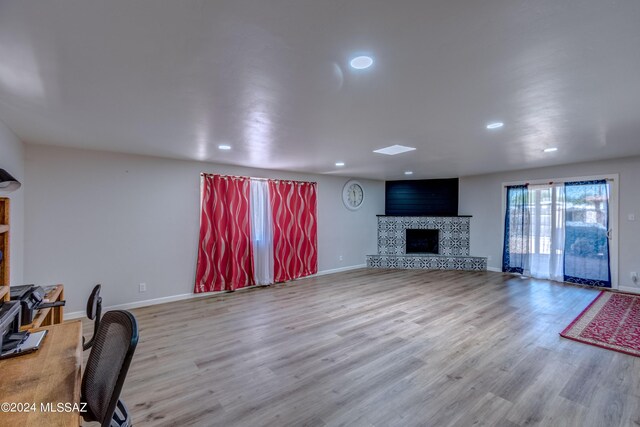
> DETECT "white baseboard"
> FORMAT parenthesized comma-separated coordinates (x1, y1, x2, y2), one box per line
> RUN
(65, 291, 215, 320)
(311, 264, 367, 277)
(487, 267, 502, 273)
(618, 286, 640, 294)
(65, 263, 368, 320)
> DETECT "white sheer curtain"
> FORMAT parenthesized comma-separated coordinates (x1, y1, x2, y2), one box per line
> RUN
(524, 183, 565, 281)
(250, 179, 274, 285)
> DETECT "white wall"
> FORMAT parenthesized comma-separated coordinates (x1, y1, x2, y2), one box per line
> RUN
(460, 156, 640, 289)
(0, 119, 24, 284)
(24, 145, 385, 313)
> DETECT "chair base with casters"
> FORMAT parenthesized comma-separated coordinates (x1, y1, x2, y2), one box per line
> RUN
(84, 399, 131, 427)
(111, 399, 131, 427)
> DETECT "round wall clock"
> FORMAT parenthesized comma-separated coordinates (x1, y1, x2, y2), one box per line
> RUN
(342, 180, 365, 210)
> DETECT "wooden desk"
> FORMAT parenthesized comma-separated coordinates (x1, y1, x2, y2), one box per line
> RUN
(0, 321, 83, 427)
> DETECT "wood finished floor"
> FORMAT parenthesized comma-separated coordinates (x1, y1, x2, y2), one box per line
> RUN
(82, 269, 640, 427)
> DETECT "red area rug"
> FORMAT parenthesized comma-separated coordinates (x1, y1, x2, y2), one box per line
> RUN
(561, 291, 640, 357)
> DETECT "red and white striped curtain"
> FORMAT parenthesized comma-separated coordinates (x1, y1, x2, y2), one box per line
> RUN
(195, 174, 318, 292)
(269, 180, 318, 282)
(195, 174, 253, 292)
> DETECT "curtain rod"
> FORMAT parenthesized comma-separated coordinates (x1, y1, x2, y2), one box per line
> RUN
(504, 177, 615, 187)
(200, 173, 317, 185)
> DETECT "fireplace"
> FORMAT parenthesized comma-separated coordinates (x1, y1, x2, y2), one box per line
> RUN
(406, 229, 439, 254)
(368, 216, 486, 271)
(368, 216, 487, 271)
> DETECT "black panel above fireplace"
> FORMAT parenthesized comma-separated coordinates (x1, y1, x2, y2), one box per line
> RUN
(406, 229, 439, 254)
(385, 178, 458, 216)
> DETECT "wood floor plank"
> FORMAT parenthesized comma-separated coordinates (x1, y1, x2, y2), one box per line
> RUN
(80, 269, 640, 426)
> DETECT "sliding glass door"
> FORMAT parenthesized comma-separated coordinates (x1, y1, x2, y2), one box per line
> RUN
(502, 177, 616, 288)
(563, 180, 611, 287)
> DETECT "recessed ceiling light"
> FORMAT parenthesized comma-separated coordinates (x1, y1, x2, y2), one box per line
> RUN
(486, 122, 504, 129)
(543, 147, 558, 153)
(218, 144, 231, 150)
(404, 171, 414, 175)
(335, 162, 345, 167)
(350, 56, 374, 70)
(373, 145, 417, 156)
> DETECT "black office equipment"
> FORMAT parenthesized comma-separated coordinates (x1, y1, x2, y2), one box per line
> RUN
(0, 301, 23, 352)
(10, 284, 66, 325)
(0, 301, 49, 359)
(10, 285, 42, 325)
(82, 310, 138, 427)
(1, 329, 48, 359)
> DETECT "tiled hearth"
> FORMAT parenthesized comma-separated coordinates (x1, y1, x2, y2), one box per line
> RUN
(366, 216, 487, 271)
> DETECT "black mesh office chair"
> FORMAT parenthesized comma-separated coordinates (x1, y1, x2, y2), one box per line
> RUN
(81, 310, 139, 427)
(83, 284, 102, 351)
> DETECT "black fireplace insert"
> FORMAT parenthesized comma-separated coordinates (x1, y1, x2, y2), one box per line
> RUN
(405, 229, 439, 254)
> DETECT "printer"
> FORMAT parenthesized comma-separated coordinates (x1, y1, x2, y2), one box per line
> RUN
(10, 285, 66, 326)
(0, 300, 48, 359)
(0, 300, 24, 353)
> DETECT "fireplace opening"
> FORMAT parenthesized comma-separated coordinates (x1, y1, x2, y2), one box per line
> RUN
(406, 229, 439, 254)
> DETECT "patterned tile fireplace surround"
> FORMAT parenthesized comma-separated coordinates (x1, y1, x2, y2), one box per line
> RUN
(366, 216, 487, 271)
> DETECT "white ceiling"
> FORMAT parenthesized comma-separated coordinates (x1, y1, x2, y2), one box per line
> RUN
(1, 0, 640, 180)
